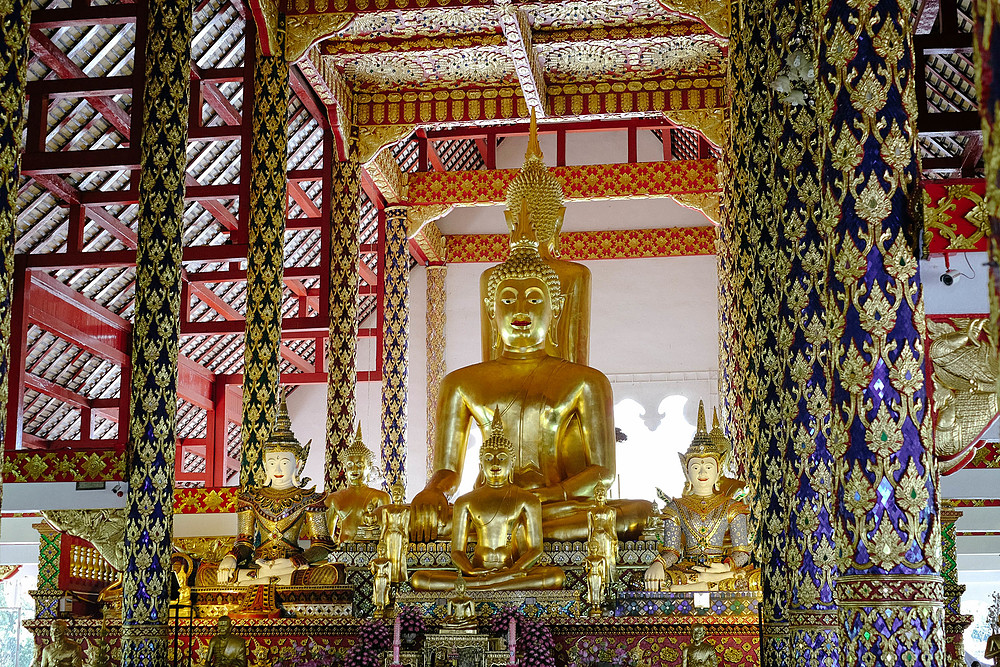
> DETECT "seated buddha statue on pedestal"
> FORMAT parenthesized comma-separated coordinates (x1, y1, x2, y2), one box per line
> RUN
(325, 424, 391, 544)
(643, 402, 757, 592)
(409, 120, 652, 543)
(410, 412, 564, 591)
(213, 397, 339, 587)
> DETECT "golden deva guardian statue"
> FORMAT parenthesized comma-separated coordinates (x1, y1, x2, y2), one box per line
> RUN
(644, 402, 756, 592)
(410, 133, 652, 541)
(410, 412, 564, 591)
(325, 424, 391, 544)
(214, 398, 338, 586)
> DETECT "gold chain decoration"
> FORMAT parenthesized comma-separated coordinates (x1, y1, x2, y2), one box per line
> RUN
(122, 0, 192, 663)
(325, 128, 361, 490)
(0, 0, 29, 515)
(425, 265, 447, 478)
(819, 0, 945, 657)
(242, 26, 289, 490)
(380, 205, 409, 490)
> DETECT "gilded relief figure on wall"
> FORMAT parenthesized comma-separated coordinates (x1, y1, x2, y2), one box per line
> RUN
(213, 397, 339, 587)
(409, 145, 652, 542)
(644, 402, 757, 592)
(325, 424, 391, 544)
(410, 412, 565, 590)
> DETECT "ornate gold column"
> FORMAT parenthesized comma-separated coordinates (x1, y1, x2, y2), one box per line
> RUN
(326, 129, 360, 490)
(122, 0, 192, 662)
(241, 24, 288, 489)
(425, 264, 447, 477)
(973, 1, 1000, 367)
(0, 0, 29, 521)
(380, 205, 409, 489)
(820, 0, 945, 659)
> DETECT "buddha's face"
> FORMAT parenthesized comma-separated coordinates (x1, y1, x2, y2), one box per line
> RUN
(390, 484, 405, 504)
(264, 451, 298, 490)
(480, 445, 513, 486)
(343, 455, 369, 486)
(494, 277, 554, 353)
(686, 457, 720, 496)
(217, 616, 231, 635)
(692, 625, 706, 643)
(50, 621, 66, 643)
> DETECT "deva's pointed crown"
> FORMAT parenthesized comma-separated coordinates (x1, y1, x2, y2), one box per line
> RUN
(264, 392, 310, 465)
(504, 110, 565, 250)
(679, 401, 726, 465)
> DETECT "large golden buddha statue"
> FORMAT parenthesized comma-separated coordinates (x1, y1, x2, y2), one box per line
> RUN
(214, 397, 339, 586)
(479, 112, 591, 365)
(410, 412, 564, 590)
(410, 149, 652, 541)
(643, 402, 756, 592)
(325, 424, 391, 544)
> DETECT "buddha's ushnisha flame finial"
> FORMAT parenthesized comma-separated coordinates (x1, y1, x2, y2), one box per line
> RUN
(483, 407, 515, 456)
(343, 421, 375, 464)
(504, 108, 564, 250)
(526, 107, 543, 161)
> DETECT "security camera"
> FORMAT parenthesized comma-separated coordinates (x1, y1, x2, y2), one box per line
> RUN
(940, 269, 961, 286)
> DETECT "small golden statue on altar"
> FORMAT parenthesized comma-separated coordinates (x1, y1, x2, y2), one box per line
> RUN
(588, 482, 618, 582)
(410, 412, 565, 591)
(443, 574, 478, 630)
(644, 402, 757, 592)
(681, 625, 718, 667)
(583, 539, 608, 615)
(377, 483, 410, 582)
(409, 133, 652, 542)
(204, 615, 247, 667)
(326, 424, 391, 544)
(370, 541, 392, 617)
(213, 397, 338, 587)
(38, 620, 83, 667)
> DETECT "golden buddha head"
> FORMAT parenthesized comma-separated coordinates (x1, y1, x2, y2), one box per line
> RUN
(504, 110, 566, 255)
(594, 481, 607, 505)
(480, 409, 515, 485)
(342, 423, 377, 487)
(486, 205, 564, 353)
(263, 393, 310, 489)
(50, 618, 68, 643)
(679, 401, 724, 496)
(390, 483, 405, 505)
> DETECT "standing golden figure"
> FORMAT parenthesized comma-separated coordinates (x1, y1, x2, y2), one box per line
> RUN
(325, 424, 391, 544)
(214, 397, 339, 586)
(680, 625, 718, 667)
(410, 136, 652, 541)
(644, 402, 756, 592)
(583, 540, 608, 614)
(377, 483, 411, 582)
(370, 541, 392, 617)
(410, 412, 565, 590)
(587, 482, 618, 582)
(480, 111, 591, 366)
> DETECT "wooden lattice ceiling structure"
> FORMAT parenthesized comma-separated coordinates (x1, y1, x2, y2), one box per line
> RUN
(4, 0, 983, 487)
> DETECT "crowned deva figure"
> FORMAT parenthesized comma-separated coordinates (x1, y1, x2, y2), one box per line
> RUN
(410, 116, 652, 543)
(325, 424, 391, 544)
(479, 111, 591, 365)
(410, 411, 565, 590)
(644, 402, 757, 592)
(215, 396, 339, 586)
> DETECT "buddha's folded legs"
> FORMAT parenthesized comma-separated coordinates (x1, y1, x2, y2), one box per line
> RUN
(410, 566, 565, 591)
(540, 499, 655, 541)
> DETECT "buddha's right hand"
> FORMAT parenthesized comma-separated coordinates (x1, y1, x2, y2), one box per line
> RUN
(410, 487, 449, 541)
(644, 561, 665, 591)
(217, 555, 237, 585)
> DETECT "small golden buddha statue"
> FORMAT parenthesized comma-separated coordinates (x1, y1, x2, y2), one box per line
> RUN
(204, 615, 248, 667)
(410, 201, 652, 543)
(410, 412, 565, 590)
(326, 424, 391, 544)
(587, 481, 618, 582)
(39, 620, 83, 667)
(377, 483, 411, 582)
(444, 574, 477, 630)
(681, 625, 718, 667)
(170, 553, 194, 617)
(583, 540, 607, 614)
(644, 402, 756, 592)
(370, 541, 392, 617)
(480, 110, 591, 365)
(215, 396, 338, 586)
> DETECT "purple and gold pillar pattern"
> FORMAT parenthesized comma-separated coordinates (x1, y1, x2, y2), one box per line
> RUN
(973, 0, 1000, 366)
(122, 0, 192, 663)
(381, 205, 409, 489)
(819, 0, 945, 659)
(425, 264, 447, 477)
(326, 130, 361, 490)
(0, 0, 29, 521)
(241, 26, 288, 489)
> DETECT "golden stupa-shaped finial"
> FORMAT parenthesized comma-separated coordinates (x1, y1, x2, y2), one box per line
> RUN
(679, 400, 725, 464)
(264, 389, 310, 466)
(504, 109, 565, 251)
(344, 421, 375, 463)
(708, 406, 731, 453)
